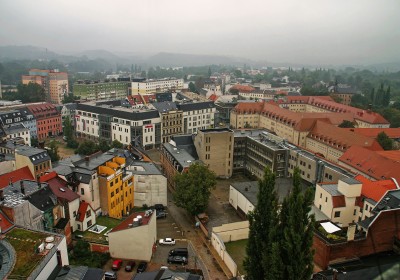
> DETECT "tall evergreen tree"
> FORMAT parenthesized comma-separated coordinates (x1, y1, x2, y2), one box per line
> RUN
(383, 85, 391, 107)
(244, 168, 280, 280)
(280, 168, 315, 280)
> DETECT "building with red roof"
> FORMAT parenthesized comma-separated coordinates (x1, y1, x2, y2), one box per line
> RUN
(108, 211, 156, 261)
(76, 202, 96, 232)
(26, 103, 62, 140)
(0, 166, 34, 189)
(338, 146, 400, 183)
(41, 172, 81, 233)
(283, 96, 389, 127)
(376, 150, 400, 161)
(230, 84, 255, 93)
(314, 176, 398, 227)
(306, 121, 383, 163)
(345, 127, 400, 139)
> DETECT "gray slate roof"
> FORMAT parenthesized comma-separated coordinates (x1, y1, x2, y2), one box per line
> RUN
(321, 184, 343, 196)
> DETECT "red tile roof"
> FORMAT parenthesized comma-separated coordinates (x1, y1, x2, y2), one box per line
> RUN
(376, 150, 400, 161)
(110, 211, 152, 233)
(309, 121, 383, 152)
(76, 202, 92, 222)
(0, 166, 34, 189)
(231, 84, 256, 93)
(42, 172, 79, 202)
(338, 146, 400, 182)
(345, 128, 400, 139)
(0, 211, 14, 233)
(208, 94, 218, 102)
(284, 96, 389, 125)
(356, 175, 398, 202)
(332, 196, 346, 208)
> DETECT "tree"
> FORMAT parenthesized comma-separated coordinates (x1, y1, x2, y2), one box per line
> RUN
(75, 140, 100, 155)
(111, 140, 123, 149)
(377, 131, 393, 150)
(244, 168, 281, 280)
(48, 141, 60, 162)
(338, 120, 355, 128)
(280, 168, 314, 280)
(208, 66, 212, 78)
(63, 116, 74, 141)
(173, 163, 216, 216)
(62, 93, 76, 104)
(188, 82, 197, 93)
(31, 137, 39, 147)
(99, 139, 111, 152)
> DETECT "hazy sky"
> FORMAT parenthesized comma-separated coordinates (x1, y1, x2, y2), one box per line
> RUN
(1, 0, 399, 65)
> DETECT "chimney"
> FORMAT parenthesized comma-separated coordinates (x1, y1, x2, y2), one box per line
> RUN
(85, 156, 90, 162)
(347, 223, 356, 241)
(20, 180, 25, 195)
(0, 190, 4, 201)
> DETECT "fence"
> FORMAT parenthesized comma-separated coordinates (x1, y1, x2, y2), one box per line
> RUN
(210, 221, 249, 277)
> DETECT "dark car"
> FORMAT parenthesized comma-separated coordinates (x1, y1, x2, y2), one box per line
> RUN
(156, 211, 167, 219)
(137, 261, 147, 273)
(154, 204, 165, 212)
(125, 260, 136, 272)
(168, 255, 188, 265)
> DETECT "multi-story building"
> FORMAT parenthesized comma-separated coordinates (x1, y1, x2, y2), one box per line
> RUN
(22, 69, 68, 104)
(305, 120, 383, 163)
(56, 103, 77, 129)
(314, 175, 398, 227)
(178, 101, 216, 134)
(108, 211, 156, 261)
(26, 103, 62, 140)
(160, 135, 197, 189)
(194, 128, 234, 178)
(15, 145, 52, 179)
(0, 123, 31, 145)
(131, 78, 184, 95)
(73, 79, 130, 100)
(75, 102, 161, 148)
(98, 156, 134, 219)
(126, 161, 167, 207)
(0, 109, 37, 139)
(152, 102, 183, 143)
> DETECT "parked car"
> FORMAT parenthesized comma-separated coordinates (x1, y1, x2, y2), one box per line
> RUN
(168, 248, 188, 258)
(104, 271, 117, 280)
(159, 237, 176, 245)
(112, 259, 123, 270)
(154, 204, 165, 212)
(125, 260, 136, 272)
(156, 211, 167, 219)
(168, 255, 188, 265)
(137, 261, 147, 273)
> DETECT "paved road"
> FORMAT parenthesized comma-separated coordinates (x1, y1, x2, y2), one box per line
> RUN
(166, 190, 230, 280)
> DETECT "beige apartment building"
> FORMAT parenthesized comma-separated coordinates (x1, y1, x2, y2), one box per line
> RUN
(22, 69, 68, 104)
(152, 102, 183, 143)
(131, 78, 183, 95)
(194, 128, 234, 178)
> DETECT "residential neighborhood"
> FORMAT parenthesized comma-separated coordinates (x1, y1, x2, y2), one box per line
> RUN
(1, 2, 400, 279)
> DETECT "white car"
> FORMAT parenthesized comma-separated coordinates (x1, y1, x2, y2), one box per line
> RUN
(159, 238, 176, 245)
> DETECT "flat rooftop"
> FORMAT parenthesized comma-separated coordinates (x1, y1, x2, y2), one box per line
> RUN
(163, 143, 196, 169)
(110, 211, 153, 233)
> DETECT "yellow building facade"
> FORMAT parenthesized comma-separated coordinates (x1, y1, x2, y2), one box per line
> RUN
(98, 157, 134, 219)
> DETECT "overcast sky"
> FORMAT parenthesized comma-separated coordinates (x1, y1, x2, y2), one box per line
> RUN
(1, 0, 399, 65)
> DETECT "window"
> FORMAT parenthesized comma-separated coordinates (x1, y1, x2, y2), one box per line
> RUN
(319, 205, 322, 210)
(365, 204, 368, 210)
(353, 209, 357, 215)
(81, 188, 84, 195)
(87, 220, 92, 228)
(320, 193, 322, 198)
(77, 224, 81, 230)
(325, 197, 327, 202)
(86, 210, 91, 218)
(111, 192, 114, 197)
(73, 211, 77, 217)
(334, 211, 341, 218)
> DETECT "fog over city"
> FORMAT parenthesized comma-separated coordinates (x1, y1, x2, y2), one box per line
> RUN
(1, 0, 399, 65)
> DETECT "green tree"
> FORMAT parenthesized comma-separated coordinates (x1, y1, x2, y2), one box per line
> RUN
(188, 82, 198, 93)
(63, 116, 73, 141)
(173, 163, 216, 216)
(111, 139, 123, 149)
(377, 131, 393, 150)
(98, 139, 111, 152)
(338, 120, 355, 128)
(280, 168, 314, 280)
(31, 137, 39, 147)
(48, 141, 60, 162)
(244, 168, 281, 280)
(62, 93, 76, 104)
(75, 140, 100, 155)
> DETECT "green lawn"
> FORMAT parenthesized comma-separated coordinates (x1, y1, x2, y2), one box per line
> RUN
(225, 239, 248, 276)
(6, 228, 49, 278)
(74, 216, 122, 243)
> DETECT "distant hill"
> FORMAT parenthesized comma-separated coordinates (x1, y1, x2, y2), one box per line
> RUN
(0, 45, 61, 61)
(75, 49, 122, 61)
(145, 52, 251, 67)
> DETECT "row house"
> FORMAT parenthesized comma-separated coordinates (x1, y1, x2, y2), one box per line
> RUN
(15, 145, 52, 179)
(98, 156, 134, 219)
(179, 101, 216, 134)
(0, 108, 37, 139)
(152, 102, 183, 144)
(26, 103, 62, 140)
(0, 123, 31, 146)
(75, 102, 161, 148)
